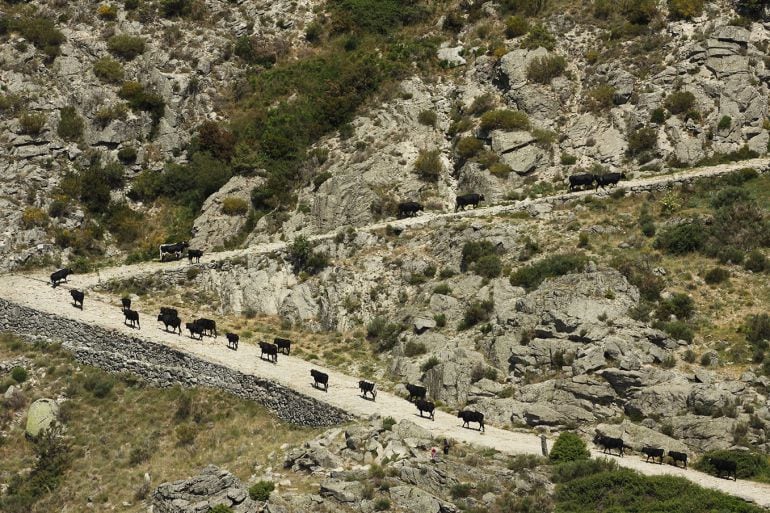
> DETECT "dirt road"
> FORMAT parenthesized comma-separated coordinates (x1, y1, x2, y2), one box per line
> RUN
(1, 274, 769, 507)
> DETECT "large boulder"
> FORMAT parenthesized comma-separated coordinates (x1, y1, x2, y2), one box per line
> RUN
(190, 175, 264, 251)
(153, 465, 257, 513)
(25, 398, 59, 438)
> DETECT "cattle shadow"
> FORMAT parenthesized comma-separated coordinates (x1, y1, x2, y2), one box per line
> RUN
(71, 302, 82, 310)
(311, 382, 328, 392)
(259, 355, 277, 364)
(359, 393, 377, 402)
(459, 424, 484, 433)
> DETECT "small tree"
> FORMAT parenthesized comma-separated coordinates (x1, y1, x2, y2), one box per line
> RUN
(549, 432, 590, 463)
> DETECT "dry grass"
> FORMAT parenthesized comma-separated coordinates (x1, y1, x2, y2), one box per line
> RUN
(0, 334, 324, 513)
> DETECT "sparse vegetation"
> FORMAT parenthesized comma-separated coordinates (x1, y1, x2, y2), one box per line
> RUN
(107, 34, 146, 60)
(480, 109, 530, 131)
(93, 57, 125, 83)
(527, 55, 567, 84)
(57, 107, 84, 141)
(413, 149, 444, 182)
(510, 253, 587, 291)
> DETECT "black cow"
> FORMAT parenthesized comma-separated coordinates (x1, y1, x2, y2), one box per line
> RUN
(158, 313, 181, 334)
(274, 337, 291, 355)
(458, 410, 485, 432)
(124, 309, 140, 329)
(226, 332, 239, 350)
(568, 173, 596, 191)
(159, 241, 189, 261)
(397, 201, 424, 218)
(455, 193, 485, 212)
(595, 172, 627, 190)
(359, 380, 377, 400)
(51, 268, 72, 287)
(259, 342, 278, 363)
(187, 249, 203, 263)
(669, 450, 688, 469)
(311, 369, 329, 392)
(121, 297, 131, 311)
(594, 434, 625, 457)
(159, 307, 178, 318)
(70, 289, 84, 309)
(186, 322, 204, 340)
(194, 318, 217, 338)
(406, 383, 427, 402)
(642, 446, 664, 464)
(709, 457, 737, 481)
(415, 399, 435, 421)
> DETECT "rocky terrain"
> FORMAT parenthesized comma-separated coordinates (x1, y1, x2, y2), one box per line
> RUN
(4, 0, 770, 511)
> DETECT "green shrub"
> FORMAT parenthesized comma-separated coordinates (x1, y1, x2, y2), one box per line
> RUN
(549, 432, 589, 463)
(627, 126, 658, 156)
(233, 36, 286, 67)
(373, 498, 391, 511)
(455, 137, 484, 158)
(161, 0, 192, 17)
(433, 283, 451, 295)
(586, 84, 616, 111)
(108, 34, 146, 60)
(287, 236, 328, 275)
(10, 16, 65, 60)
(521, 24, 555, 50)
(656, 320, 694, 343)
(382, 416, 396, 430)
(209, 505, 234, 513)
(468, 93, 495, 116)
(737, 0, 769, 19)
(451, 483, 473, 499)
(248, 480, 275, 501)
(327, 0, 429, 35)
(717, 115, 732, 130)
(654, 222, 705, 254)
(710, 186, 750, 209)
(526, 54, 567, 84)
(650, 107, 666, 123)
(124, 0, 139, 8)
(459, 300, 494, 330)
(403, 341, 426, 357)
(744, 250, 767, 272)
(367, 316, 402, 352)
(417, 109, 437, 127)
(668, 0, 704, 20)
(434, 313, 446, 327)
(480, 109, 530, 131)
(505, 15, 529, 38)
(420, 356, 440, 372)
(221, 197, 249, 216)
(555, 468, 765, 512)
(19, 111, 46, 135)
(704, 267, 730, 285)
(81, 372, 115, 398)
(93, 57, 125, 83)
(744, 313, 770, 347)
(11, 366, 28, 383)
(561, 153, 577, 165)
(57, 107, 84, 141)
(117, 146, 137, 164)
(657, 293, 694, 320)
(665, 91, 696, 115)
(694, 450, 770, 480)
(414, 149, 443, 182)
(622, 0, 659, 24)
(118, 81, 165, 122)
(510, 253, 587, 291)
(461, 240, 498, 272)
(551, 458, 618, 483)
(475, 254, 502, 278)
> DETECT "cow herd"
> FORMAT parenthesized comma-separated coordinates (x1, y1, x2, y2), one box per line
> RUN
(592, 434, 739, 480)
(398, 172, 626, 220)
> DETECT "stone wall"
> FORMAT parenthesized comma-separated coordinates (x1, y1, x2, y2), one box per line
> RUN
(0, 298, 351, 427)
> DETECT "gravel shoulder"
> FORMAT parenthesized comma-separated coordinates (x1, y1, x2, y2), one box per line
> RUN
(1, 275, 769, 507)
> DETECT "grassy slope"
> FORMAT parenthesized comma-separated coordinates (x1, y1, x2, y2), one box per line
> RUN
(0, 334, 323, 512)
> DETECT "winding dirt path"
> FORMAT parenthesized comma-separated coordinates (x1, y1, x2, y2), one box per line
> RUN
(3, 160, 770, 506)
(57, 157, 770, 288)
(1, 276, 770, 506)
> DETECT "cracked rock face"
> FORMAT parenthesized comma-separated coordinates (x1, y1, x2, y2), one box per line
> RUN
(152, 465, 257, 513)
